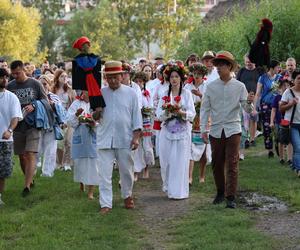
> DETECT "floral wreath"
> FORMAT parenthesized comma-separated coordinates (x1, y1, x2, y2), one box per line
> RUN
(163, 63, 188, 79)
(188, 63, 208, 76)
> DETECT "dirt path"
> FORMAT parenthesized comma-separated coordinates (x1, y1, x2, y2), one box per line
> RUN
(256, 212, 300, 250)
(133, 166, 201, 250)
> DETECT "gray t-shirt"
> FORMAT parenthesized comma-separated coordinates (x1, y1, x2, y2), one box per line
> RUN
(236, 67, 262, 94)
(7, 78, 47, 107)
(7, 78, 47, 131)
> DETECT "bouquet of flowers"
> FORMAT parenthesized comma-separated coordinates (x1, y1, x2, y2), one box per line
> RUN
(195, 101, 201, 114)
(142, 106, 153, 117)
(270, 80, 280, 93)
(162, 95, 184, 121)
(78, 113, 96, 129)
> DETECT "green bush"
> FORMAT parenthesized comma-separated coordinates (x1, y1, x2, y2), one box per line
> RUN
(176, 0, 300, 64)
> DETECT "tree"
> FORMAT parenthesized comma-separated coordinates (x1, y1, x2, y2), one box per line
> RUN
(0, 0, 42, 62)
(20, 0, 65, 63)
(176, 0, 300, 64)
(111, 0, 201, 59)
(62, 0, 129, 60)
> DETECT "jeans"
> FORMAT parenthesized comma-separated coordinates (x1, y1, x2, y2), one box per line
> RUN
(290, 126, 300, 170)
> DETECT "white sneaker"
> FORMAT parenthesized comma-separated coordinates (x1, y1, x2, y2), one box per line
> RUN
(64, 165, 72, 171)
(0, 195, 5, 206)
(255, 130, 263, 138)
(239, 154, 245, 161)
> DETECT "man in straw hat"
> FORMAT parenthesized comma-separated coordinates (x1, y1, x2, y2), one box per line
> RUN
(200, 51, 254, 209)
(201, 51, 219, 84)
(96, 61, 142, 214)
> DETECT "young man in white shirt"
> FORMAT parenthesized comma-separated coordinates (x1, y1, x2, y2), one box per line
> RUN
(201, 51, 253, 209)
(97, 61, 142, 214)
(0, 68, 23, 205)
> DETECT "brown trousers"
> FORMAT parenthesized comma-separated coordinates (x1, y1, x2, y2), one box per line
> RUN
(210, 131, 241, 198)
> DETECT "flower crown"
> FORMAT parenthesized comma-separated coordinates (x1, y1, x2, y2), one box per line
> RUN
(163, 63, 188, 78)
(188, 63, 208, 76)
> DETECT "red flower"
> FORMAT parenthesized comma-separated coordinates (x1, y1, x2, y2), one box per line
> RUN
(162, 96, 171, 103)
(203, 77, 207, 81)
(174, 96, 181, 103)
(143, 90, 150, 97)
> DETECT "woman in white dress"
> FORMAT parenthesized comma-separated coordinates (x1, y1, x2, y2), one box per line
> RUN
(184, 63, 211, 185)
(67, 91, 100, 200)
(157, 64, 196, 199)
(133, 72, 155, 179)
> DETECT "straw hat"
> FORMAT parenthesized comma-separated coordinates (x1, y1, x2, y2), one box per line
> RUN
(212, 51, 237, 71)
(103, 61, 124, 75)
(201, 51, 215, 60)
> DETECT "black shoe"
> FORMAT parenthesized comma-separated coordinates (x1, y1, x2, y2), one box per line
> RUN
(287, 160, 293, 166)
(226, 199, 237, 209)
(250, 140, 256, 147)
(22, 187, 30, 197)
(245, 140, 250, 149)
(279, 159, 285, 165)
(213, 194, 225, 204)
(268, 151, 274, 158)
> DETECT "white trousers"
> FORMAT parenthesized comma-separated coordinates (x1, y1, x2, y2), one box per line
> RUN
(98, 148, 134, 208)
(38, 131, 57, 177)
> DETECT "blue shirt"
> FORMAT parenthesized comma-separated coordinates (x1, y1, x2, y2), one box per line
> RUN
(259, 73, 281, 104)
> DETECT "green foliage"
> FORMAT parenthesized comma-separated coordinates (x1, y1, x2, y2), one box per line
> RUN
(177, 0, 300, 64)
(22, 0, 65, 63)
(62, 0, 130, 60)
(0, 0, 41, 62)
(112, 0, 201, 59)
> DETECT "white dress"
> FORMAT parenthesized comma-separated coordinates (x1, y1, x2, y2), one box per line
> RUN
(67, 100, 100, 185)
(184, 83, 212, 163)
(157, 88, 196, 199)
(152, 82, 170, 157)
(133, 90, 155, 172)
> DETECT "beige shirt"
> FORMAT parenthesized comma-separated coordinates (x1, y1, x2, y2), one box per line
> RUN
(200, 77, 253, 138)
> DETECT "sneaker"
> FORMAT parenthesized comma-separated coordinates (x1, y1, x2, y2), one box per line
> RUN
(226, 199, 237, 209)
(213, 193, 225, 204)
(268, 151, 274, 158)
(64, 165, 72, 171)
(250, 140, 256, 147)
(255, 130, 263, 138)
(279, 159, 285, 165)
(0, 195, 5, 206)
(239, 154, 245, 161)
(22, 187, 30, 197)
(244, 140, 250, 149)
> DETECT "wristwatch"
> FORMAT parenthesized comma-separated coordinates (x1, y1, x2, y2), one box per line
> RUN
(8, 128, 13, 133)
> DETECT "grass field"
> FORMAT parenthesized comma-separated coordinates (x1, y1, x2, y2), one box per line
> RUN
(1, 140, 300, 249)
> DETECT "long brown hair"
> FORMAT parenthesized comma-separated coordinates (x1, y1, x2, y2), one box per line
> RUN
(52, 69, 69, 93)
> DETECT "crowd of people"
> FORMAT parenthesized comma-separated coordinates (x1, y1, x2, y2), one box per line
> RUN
(0, 36, 299, 213)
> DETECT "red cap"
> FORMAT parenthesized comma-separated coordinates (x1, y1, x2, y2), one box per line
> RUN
(72, 36, 90, 50)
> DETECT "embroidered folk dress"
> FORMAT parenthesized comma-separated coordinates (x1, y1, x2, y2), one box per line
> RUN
(133, 90, 155, 172)
(67, 99, 100, 185)
(184, 83, 212, 163)
(156, 88, 196, 199)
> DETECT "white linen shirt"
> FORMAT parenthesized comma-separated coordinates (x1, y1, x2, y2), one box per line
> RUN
(97, 85, 143, 149)
(200, 78, 253, 138)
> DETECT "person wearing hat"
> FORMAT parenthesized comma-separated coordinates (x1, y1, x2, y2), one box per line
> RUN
(201, 51, 219, 84)
(200, 51, 254, 209)
(72, 36, 105, 116)
(122, 63, 142, 110)
(96, 61, 142, 214)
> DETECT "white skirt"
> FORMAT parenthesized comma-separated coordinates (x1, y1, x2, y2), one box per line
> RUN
(73, 158, 100, 185)
(191, 143, 212, 163)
